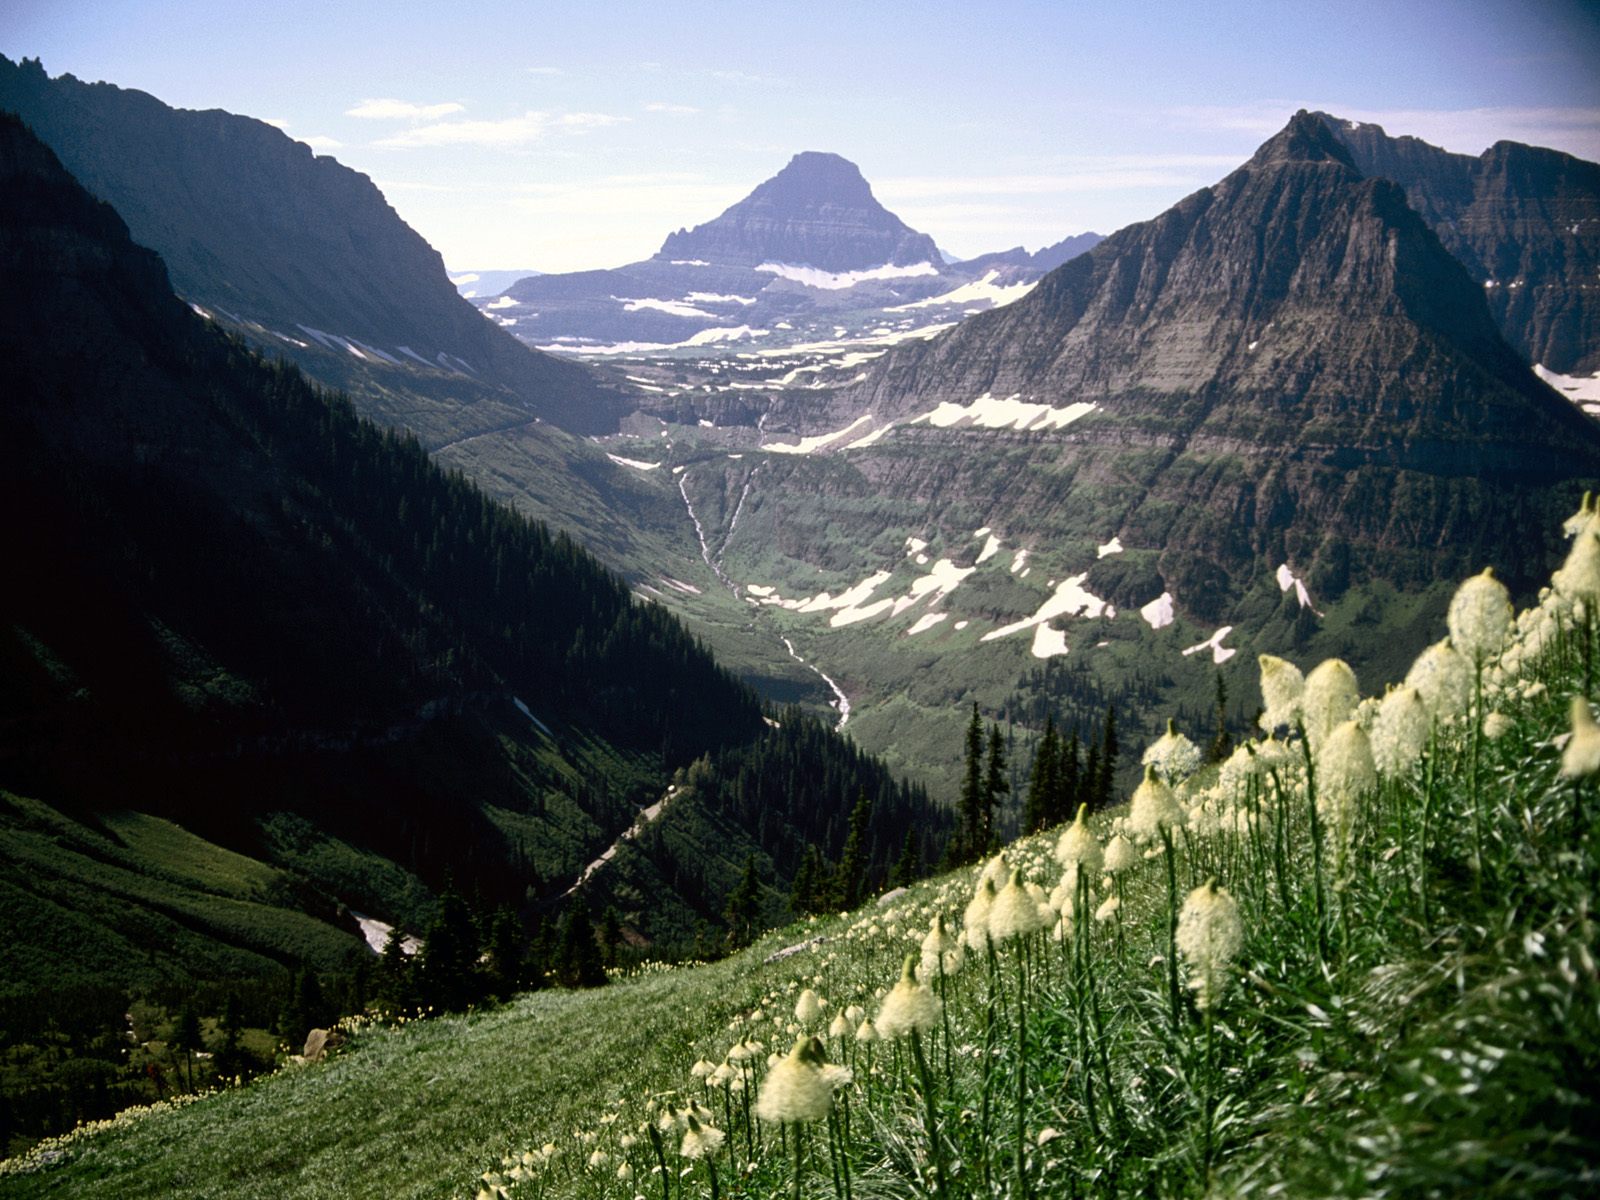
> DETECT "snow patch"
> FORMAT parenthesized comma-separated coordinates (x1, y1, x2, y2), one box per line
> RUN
(976, 534, 1003, 564)
(686, 292, 757, 305)
(487, 296, 517, 310)
(1535, 363, 1600, 405)
(1031, 624, 1070, 658)
(912, 392, 1097, 432)
(907, 612, 949, 636)
(888, 270, 1038, 311)
(1274, 564, 1322, 615)
(607, 454, 662, 470)
(764, 414, 874, 455)
(905, 537, 929, 557)
(350, 912, 420, 956)
(619, 296, 719, 318)
(1140, 592, 1175, 630)
(513, 696, 553, 736)
(756, 260, 940, 290)
(954, 620, 970, 630)
(1011, 548, 1030, 574)
(1097, 536, 1123, 558)
(982, 573, 1109, 643)
(660, 577, 702, 595)
(1183, 626, 1237, 665)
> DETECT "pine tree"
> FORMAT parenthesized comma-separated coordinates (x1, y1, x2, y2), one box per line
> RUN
(1095, 705, 1119, 810)
(723, 855, 764, 949)
(790, 844, 826, 916)
(556, 893, 608, 988)
(418, 889, 482, 1011)
(1059, 728, 1083, 824)
(1023, 716, 1059, 833)
(486, 906, 524, 998)
(983, 723, 1008, 851)
(599, 905, 624, 969)
(1082, 740, 1101, 816)
(833, 788, 874, 909)
(958, 703, 984, 861)
(1208, 672, 1233, 763)
(215, 992, 244, 1081)
(376, 925, 414, 1014)
(172, 1003, 202, 1093)
(890, 828, 921, 886)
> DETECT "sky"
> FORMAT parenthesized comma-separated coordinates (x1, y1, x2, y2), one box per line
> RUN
(4, 1, 1598, 273)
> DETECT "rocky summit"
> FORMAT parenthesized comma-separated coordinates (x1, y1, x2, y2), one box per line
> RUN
(1315, 111, 1600, 376)
(656, 150, 943, 271)
(493, 151, 1096, 352)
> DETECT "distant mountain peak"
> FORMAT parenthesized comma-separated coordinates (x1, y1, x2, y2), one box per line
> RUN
(1250, 110, 1360, 171)
(655, 150, 941, 272)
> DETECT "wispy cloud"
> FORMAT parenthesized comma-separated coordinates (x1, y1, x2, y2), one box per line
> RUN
(375, 110, 628, 149)
(261, 118, 290, 130)
(346, 98, 466, 121)
(300, 135, 343, 152)
(526, 66, 565, 76)
(644, 102, 701, 115)
(1163, 102, 1600, 159)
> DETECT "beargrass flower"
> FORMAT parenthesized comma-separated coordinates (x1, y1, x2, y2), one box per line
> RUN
(1176, 878, 1244, 1011)
(1554, 529, 1600, 603)
(754, 1036, 835, 1123)
(1371, 686, 1430, 779)
(990, 869, 1051, 942)
(1561, 697, 1600, 778)
(827, 1012, 850, 1038)
(1405, 638, 1472, 721)
(794, 989, 823, 1025)
(1054, 802, 1103, 873)
(1104, 833, 1138, 873)
(1302, 659, 1359, 749)
(1258, 654, 1305, 731)
(1095, 895, 1120, 922)
(1317, 719, 1377, 836)
(920, 914, 963, 980)
(854, 1019, 878, 1043)
(1564, 491, 1598, 539)
(874, 955, 942, 1040)
(1127, 764, 1184, 842)
(1448, 568, 1513, 665)
(1143, 718, 1204, 782)
(963, 877, 998, 950)
(1482, 711, 1515, 741)
(679, 1112, 725, 1160)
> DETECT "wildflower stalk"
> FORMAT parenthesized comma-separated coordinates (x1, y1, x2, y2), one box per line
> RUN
(1014, 944, 1031, 1200)
(1298, 727, 1329, 965)
(645, 1121, 670, 1200)
(910, 1027, 949, 1200)
(1268, 769, 1292, 914)
(1417, 732, 1438, 929)
(980, 940, 1000, 1193)
(1469, 662, 1486, 889)
(1080, 869, 1121, 1134)
(1160, 825, 1182, 1031)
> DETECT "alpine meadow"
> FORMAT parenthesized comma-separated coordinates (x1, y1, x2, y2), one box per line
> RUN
(0, 3, 1598, 1197)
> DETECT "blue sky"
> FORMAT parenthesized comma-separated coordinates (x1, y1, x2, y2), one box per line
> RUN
(5, 1, 1598, 272)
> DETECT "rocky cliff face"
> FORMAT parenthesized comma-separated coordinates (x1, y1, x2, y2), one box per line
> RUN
(0, 54, 618, 435)
(745, 112, 1600, 620)
(1317, 112, 1600, 374)
(656, 151, 942, 270)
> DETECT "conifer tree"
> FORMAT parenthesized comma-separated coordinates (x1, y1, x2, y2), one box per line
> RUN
(958, 703, 984, 860)
(1208, 672, 1233, 762)
(486, 906, 525, 998)
(723, 855, 764, 949)
(983, 723, 1008, 851)
(419, 889, 482, 1011)
(833, 788, 874, 909)
(890, 828, 921, 886)
(1059, 727, 1083, 824)
(790, 844, 826, 916)
(1083, 740, 1101, 815)
(1024, 716, 1059, 833)
(376, 925, 414, 1014)
(556, 893, 607, 988)
(1094, 705, 1119, 810)
(172, 1003, 202, 1093)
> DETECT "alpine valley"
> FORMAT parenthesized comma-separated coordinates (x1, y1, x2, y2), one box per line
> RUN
(2, 35, 1599, 1195)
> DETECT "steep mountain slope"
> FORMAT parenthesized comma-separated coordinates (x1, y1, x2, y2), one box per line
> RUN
(0, 54, 621, 437)
(1316, 111, 1600, 375)
(589, 113, 1600, 789)
(0, 113, 946, 1000)
(489, 152, 1092, 353)
(961, 230, 1106, 274)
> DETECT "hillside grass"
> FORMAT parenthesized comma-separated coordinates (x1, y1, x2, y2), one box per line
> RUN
(5, 532, 1598, 1198)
